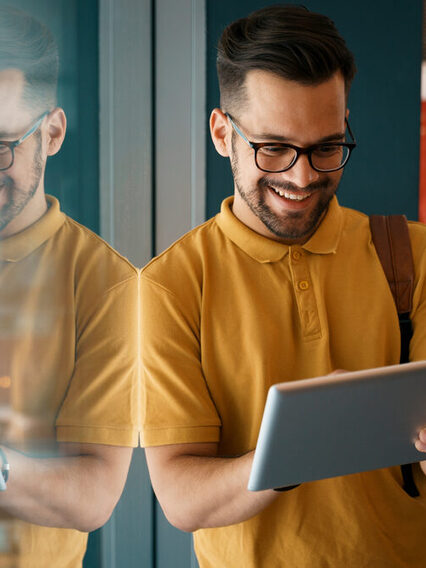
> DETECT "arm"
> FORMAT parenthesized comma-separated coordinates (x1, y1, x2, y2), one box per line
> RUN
(146, 370, 347, 532)
(145, 442, 278, 533)
(0, 442, 132, 532)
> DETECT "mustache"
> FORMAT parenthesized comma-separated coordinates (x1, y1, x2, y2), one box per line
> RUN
(259, 177, 332, 193)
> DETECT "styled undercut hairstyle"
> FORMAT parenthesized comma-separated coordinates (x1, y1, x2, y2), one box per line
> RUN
(0, 6, 59, 116)
(217, 4, 356, 113)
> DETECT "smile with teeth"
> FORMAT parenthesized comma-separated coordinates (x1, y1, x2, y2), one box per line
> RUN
(270, 186, 311, 201)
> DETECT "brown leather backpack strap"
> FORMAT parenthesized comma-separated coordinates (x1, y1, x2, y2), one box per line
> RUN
(369, 215, 414, 314)
(369, 214, 419, 498)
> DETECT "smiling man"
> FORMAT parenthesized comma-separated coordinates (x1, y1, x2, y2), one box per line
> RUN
(141, 5, 426, 567)
(0, 7, 138, 567)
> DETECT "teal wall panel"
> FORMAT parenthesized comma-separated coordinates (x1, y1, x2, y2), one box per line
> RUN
(48, 0, 99, 233)
(108, 450, 155, 568)
(206, 0, 422, 221)
(156, 506, 194, 568)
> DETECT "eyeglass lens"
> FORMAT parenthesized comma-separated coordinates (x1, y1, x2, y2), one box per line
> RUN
(256, 144, 350, 172)
(0, 145, 13, 171)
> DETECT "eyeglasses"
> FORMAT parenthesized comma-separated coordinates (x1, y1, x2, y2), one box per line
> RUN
(0, 112, 49, 171)
(226, 112, 356, 173)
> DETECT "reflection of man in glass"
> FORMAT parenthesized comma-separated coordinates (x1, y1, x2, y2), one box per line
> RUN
(0, 7, 138, 566)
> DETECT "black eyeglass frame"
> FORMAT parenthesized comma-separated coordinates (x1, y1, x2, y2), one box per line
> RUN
(225, 112, 357, 173)
(0, 111, 49, 172)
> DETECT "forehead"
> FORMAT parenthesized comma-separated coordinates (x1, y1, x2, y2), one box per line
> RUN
(241, 70, 347, 144)
(0, 68, 32, 135)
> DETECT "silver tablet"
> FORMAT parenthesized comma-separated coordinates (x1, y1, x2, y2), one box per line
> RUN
(248, 361, 426, 491)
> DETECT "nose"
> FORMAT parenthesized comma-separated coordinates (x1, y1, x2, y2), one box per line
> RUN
(284, 154, 320, 188)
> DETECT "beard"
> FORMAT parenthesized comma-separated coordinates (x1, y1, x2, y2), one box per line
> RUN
(230, 142, 340, 242)
(0, 131, 44, 233)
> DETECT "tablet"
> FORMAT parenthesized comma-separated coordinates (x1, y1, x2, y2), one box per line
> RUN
(248, 361, 426, 491)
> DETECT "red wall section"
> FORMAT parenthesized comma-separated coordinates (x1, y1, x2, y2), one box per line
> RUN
(419, 101, 426, 222)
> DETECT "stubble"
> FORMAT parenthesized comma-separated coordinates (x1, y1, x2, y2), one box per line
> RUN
(0, 131, 43, 233)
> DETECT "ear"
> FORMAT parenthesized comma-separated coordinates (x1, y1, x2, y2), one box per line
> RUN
(210, 108, 231, 157)
(345, 108, 350, 119)
(45, 108, 67, 156)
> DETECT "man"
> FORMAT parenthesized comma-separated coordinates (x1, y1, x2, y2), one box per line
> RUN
(142, 5, 426, 567)
(0, 7, 138, 567)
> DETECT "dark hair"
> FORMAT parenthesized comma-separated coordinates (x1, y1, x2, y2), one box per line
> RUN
(217, 4, 356, 111)
(0, 6, 59, 114)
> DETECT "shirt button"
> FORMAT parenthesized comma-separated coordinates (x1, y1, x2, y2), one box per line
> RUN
(292, 250, 302, 260)
(298, 280, 309, 291)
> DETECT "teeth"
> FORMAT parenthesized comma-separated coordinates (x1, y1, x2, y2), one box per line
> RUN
(285, 193, 305, 201)
(272, 187, 309, 201)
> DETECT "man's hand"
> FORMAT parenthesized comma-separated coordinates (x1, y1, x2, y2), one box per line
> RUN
(145, 442, 279, 532)
(0, 443, 133, 531)
(415, 429, 426, 476)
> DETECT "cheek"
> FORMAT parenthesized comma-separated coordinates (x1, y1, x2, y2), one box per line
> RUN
(315, 171, 341, 193)
(237, 165, 263, 190)
(235, 154, 261, 183)
(328, 171, 343, 189)
(3, 149, 41, 186)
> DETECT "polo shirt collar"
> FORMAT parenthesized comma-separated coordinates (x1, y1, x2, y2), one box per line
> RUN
(302, 196, 343, 255)
(216, 195, 343, 263)
(0, 195, 65, 262)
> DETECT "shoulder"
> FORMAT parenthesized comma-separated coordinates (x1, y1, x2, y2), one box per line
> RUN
(141, 217, 220, 288)
(53, 217, 138, 306)
(60, 215, 138, 281)
(339, 206, 426, 244)
(340, 205, 369, 228)
(338, 205, 372, 246)
(339, 209, 426, 269)
(407, 220, 426, 266)
(407, 219, 426, 241)
(339, 207, 426, 240)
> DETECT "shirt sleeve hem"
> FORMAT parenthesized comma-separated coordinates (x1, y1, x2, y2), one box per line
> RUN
(56, 425, 139, 447)
(141, 426, 220, 447)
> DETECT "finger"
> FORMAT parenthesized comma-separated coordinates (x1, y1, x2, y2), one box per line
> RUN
(415, 428, 426, 452)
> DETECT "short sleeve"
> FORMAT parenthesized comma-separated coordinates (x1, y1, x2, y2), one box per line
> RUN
(141, 274, 221, 447)
(56, 275, 139, 446)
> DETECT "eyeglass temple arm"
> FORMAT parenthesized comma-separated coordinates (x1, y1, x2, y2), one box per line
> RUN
(16, 111, 49, 145)
(345, 117, 356, 144)
(225, 112, 254, 148)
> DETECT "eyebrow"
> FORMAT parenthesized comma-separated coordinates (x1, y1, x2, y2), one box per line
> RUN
(250, 131, 346, 144)
(0, 131, 19, 141)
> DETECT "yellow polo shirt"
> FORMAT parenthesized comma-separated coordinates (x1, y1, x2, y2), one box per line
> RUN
(0, 196, 139, 567)
(141, 196, 426, 568)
